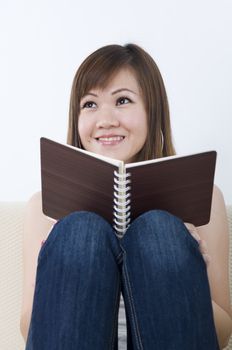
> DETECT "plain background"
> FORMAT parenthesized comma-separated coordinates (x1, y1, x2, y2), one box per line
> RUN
(0, 0, 231, 204)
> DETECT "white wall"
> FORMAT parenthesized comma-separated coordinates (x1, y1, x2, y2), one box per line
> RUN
(1, 0, 232, 204)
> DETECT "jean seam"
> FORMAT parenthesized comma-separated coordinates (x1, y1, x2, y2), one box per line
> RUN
(116, 251, 123, 264)
(121, 249, 144, 350)
(110, 249, 123, 349)
(109, 277, 121, 350)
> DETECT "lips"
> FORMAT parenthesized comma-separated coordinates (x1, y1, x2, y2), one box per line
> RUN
(97, 136, 124, 141)
(95, 135, 125, 145)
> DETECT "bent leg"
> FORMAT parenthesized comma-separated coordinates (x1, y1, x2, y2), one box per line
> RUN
(120, 210, 219, 350)
(25, 211, 122, 350)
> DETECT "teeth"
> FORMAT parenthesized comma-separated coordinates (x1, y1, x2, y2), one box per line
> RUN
(98, 136, 124, 141)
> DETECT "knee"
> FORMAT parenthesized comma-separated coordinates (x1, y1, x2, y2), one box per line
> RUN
(38, 211, 116, 265)
(139, 210, 199, 251)
(56, 211, 114, 247)
(138, 209, 177, 227)
(128, 209, 181, 239)
(60, 210, 111, 233)
(122, 210, 200, 268)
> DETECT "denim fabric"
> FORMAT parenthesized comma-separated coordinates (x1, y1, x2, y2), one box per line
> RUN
(25, 210, 219, 350)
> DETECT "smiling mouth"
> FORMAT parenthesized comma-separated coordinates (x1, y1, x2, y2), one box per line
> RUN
(96, 136, 125, 141)
(95, 136, 125, 145)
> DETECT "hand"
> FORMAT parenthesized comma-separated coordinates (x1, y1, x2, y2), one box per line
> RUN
(184, 223, 211, 267)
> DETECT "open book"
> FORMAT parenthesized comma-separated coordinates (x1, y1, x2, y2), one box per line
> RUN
(40, 138, 217, 237)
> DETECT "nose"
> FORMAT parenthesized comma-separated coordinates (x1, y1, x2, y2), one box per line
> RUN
(95, 107, 120, 129)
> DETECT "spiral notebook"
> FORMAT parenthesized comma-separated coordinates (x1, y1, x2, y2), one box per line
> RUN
(40, 137, 217, 237)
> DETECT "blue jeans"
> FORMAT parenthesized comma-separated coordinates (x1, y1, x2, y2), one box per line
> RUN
(25, 210, 219, 349)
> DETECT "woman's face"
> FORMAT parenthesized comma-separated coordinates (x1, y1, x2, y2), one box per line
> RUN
(78, 68, 148, 163)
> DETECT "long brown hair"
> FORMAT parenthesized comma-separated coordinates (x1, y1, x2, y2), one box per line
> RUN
(67, 43, 175, 160)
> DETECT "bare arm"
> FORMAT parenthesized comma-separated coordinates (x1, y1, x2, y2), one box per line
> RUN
(20, 192, 55, 342)
(212, 300, 232, 349)
(197, 185, 232, 349)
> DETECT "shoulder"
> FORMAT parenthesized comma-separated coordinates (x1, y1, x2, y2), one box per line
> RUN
(24, 191, 55, 240)
(25, 191, 43, 225)
(209, 184, 228, 229)
(26, 191, 45, 216)
(212, 184, 226, 208)
(26, 191, 56, 223)
(198, 184, 228, 238)
(26, 191, 42, 211)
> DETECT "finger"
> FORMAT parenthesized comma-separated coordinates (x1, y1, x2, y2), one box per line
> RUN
(198, 239, 208, 254)
(184, 222, 199, 236)
(202, 253, 211, 266)
(191, 231, 201, 242)
(188, 229, 201, 242)
(184, 222, 195, 232)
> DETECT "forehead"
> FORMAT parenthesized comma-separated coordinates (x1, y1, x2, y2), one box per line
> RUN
(89, 68, 140, 93)
(108, 68, 138, 86)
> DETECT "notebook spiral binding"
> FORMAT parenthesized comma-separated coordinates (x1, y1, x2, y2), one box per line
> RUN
(113, 170, 131, 238)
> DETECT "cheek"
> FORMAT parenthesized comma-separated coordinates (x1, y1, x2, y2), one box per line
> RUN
(78, 117, 90, 139)
(131, 113, 148, 137)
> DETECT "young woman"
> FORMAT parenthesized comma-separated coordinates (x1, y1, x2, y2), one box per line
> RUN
(20, 43, 232, 349)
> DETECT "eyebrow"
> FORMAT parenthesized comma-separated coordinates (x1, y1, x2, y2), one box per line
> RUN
(82, 88, 137, 98)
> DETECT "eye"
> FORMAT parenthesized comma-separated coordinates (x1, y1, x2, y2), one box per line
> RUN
(81, 101, 97, 109)
(116, 96, 132, 105)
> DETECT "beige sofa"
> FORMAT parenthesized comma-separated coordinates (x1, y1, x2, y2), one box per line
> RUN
(0, 202, 232, 350)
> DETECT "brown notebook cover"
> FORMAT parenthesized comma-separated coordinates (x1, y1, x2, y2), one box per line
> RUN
(40, 137, 217, 234)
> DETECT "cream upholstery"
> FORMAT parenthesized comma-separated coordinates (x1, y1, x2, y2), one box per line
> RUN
(0, 202, 25, 349)
(0, 202, 232, 349)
